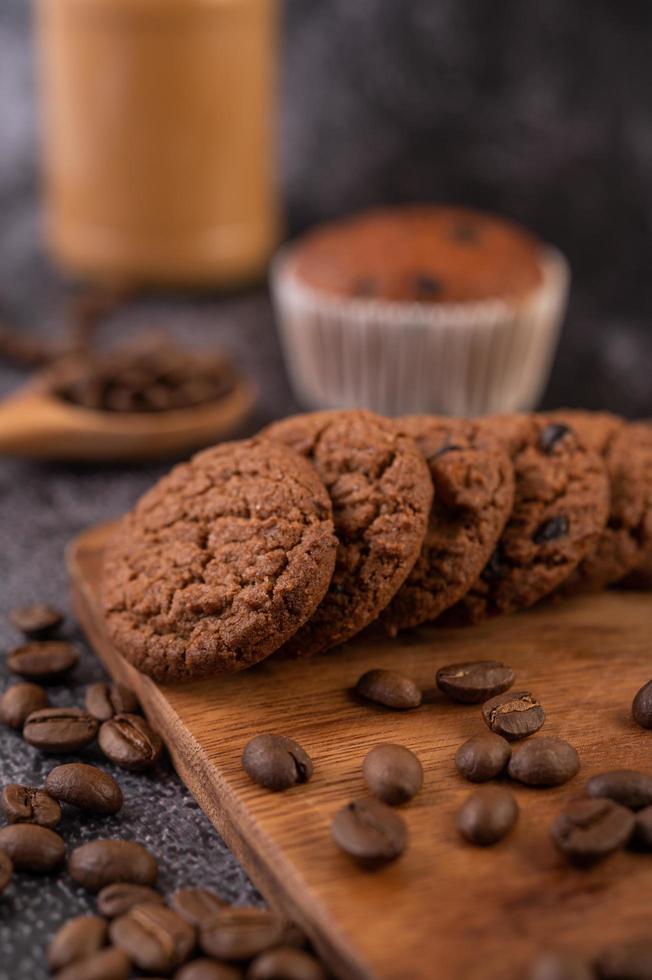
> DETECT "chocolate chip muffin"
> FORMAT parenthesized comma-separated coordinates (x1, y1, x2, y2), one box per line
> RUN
(102, 439, 337, 682)
(263, 410, 433, 657)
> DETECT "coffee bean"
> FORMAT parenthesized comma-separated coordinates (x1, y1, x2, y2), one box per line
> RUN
(550, 798, 634, 866)
(528, 950, 594, 980)
(247, 946, 327, 980)
(97, 882, 164, 918)
(98, 713, 162, 771)
(331, 799, 407, 869)
(533, 516, 569, 544)
(68, 839, 158, 892)
(200, 907, 287, 961)
(86, 682, 140, 722)
(362, 744, 423, 805)
(9, 603, 63, 638)
(45, 763, 123, 814)
(170, 887, 227, 927)
(0, 682, 48, 729)
(455, 733, 511, 782)
(7, 641, 79, 682)
(1, 784, 62, 828)
(436, 660, 515, 704)
(595, 937, 652, 979)
(633, 806, 652, 849)
(0, 850, 12, 894)
(457, 786, 518, 846)
(586, 770, 652, 810)
(482, 691, 545, 740)
(23, 706, 99, 753)
(539, 424, 572, 454)
(47, 914, 108, 972)
(0, 823, 65, 872)
(110, 902, 195, 974)
(176, 960, 242, 980)
(632, 680, 652, 730)
(53, 947, 131, 980)
(242, 734, 313, 791)
(508, 737, 580, 787)
(354, 669, 422, 710)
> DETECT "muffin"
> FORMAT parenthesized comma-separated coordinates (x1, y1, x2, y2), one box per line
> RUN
(271, 204, 569, 416)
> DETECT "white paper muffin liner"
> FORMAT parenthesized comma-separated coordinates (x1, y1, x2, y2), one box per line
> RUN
(270, 245, 570, 417)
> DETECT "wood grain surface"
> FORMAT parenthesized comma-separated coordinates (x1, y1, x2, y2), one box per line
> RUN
(68, 521, 652, 980)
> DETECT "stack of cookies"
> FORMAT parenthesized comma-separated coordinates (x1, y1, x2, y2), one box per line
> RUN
(102, 410, 652, 683)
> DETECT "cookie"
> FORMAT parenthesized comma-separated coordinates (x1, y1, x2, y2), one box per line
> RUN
(102, 439, 337, 682)
(442, 414, 610, 623)
(379, 416, 514, 633)
(551, 411, 652, 593)
(263, 410, 433, 656)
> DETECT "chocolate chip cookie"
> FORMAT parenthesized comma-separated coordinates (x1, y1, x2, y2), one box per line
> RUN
(102, 439, 337, 681)
(442, 414, 610, 623)
(263, 410, 432, 656)
(379, 416, 514, 633)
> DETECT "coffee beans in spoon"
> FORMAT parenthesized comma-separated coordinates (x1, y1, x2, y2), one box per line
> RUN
(455, 733, 511, 782)
(331, 799, 408, 869)
(0, 682, 48, 729)
(507, 737, 580, 787)
(436, 661, 515, 704)
(632, 680, 652, 729)
(1, 784, 62, 828)
(0, 823, 65, 872)
(354, 669, 422, 710)
(9, 603, 63, 638)
(47, 914, 108, 973)
(362, 744, 423, 805)
(482, 691, 545, 740)
(457, 786, 519, 846)
(45, 763, 123, 815)
(23, 707, 99, 753)
(242, 734, 313, 791)
(98, 713, 162, 771)
(8, 641, 79, 682)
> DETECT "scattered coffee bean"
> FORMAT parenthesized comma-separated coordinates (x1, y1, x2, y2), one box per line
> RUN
(331, 799, 407, 869)
(97, 882, 164, 918)
(632, 680, 652, 730)
(7, 641, 79, 682)
(85, 682, 140, 722)
(23, 706, 99, 753)
(241, 734, 313, 791)
(632, 806, 652, 849)
(550, 798, 634, 866)
(436, 660, 515, 704)
(362, 743, 423, 805)
(53, 947, 131, 980)
(586, 770, 652, 810)
(595, 937, 652, 979)
(528, 950, 594, 980)
(176, 960, 242, 980)
(1, 784, 62, 828)
(47, 914, 108, 972)
(45, 763, 123, 814)
(110, 902, 195, 974)
(455, 732, 512, 782)
(0, 682, 48, 729)
(482, 691, 545, 740)
(533, 516, 570, 545)
(170, 887, 227, 927)
(247, 945, 327, 980)
(200, 907, 287, 961)
(9, 603, 63, 638)
(539, 423, 572, 454)
(508, 737, 580, 787)
(457, 786, 519, 846)
(0, 850, 12, 894)
(98, 713, 162, 771)
(68, 839, 158, 892)
(354, 669, 422, 710)
(0, 823, 65, 872)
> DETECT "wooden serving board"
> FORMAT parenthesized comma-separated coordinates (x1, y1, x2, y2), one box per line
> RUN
(68, 522, 652, 980)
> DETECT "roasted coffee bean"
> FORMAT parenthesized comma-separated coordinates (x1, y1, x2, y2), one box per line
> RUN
(176, 960, 242, 980)
(482, 691, 545, 740)
(533, 516, 569, 544)
(632, 680, 652, 730)
(110, 902, 195, 974)
(97, 882, 164, 918)
(586, 770, 652, 810)
(68, 839, 158, 892)
(1, 784, 61, 828)
(457, 786, 518, 846)
(528, 950, 594, 980)
(200, 907, 287, 961)
(170, 887, 227, 927)
(436, 660, 515, 704)
(455, 732, 512, 782)
(47, 914, 108, 972)
(550, 798, 634, 866)
(0, 681, 48, 728)
(247, 946, 327, 980)
(54, 947, 131, 980)
(0, 823, 65, 872)
(354, 669, 422, 710)
(7, 641, 79, 682)
(23, 706, 98, 753)
(331, 799, 407, 869)
(362, 744, 423, 805)
(45, 763, 123, 814)
(539, 423, 572, 454)
(595, 937, 652, 979)
(86, 682, 140, 722)
(241, 734, 313, 791)
(508, 737, 580, 787)
(9, 603, 63, 638)
(632, 806, 652, 849)
(0, 850, 12, 894)
(98, 713, 162, 771)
